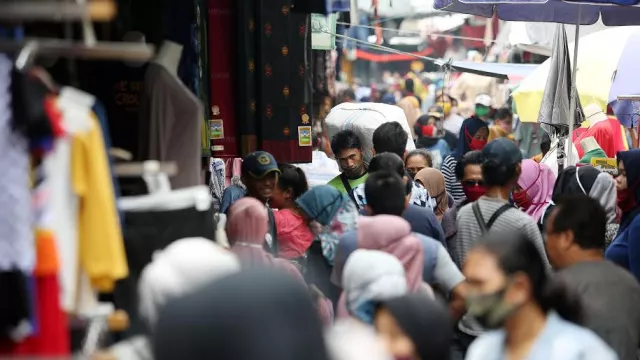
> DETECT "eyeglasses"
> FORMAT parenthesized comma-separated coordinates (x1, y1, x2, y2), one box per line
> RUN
(462, 180, 485, 187)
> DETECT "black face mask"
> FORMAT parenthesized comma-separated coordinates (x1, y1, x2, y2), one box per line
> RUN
(342, 162, 365, 179)
(465, 286, 519, 330)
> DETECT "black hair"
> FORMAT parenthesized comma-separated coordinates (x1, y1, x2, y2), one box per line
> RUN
(476, 231, 583, 324)
(495, 107, 513, 120)
(405, 149, 433, 168)
(373, 122, 408, 158)
(365, 171, 407, 216)
(277, 164, 309, 200)
(331, 129, 361, 156)
(455, 150, 483, 180)
(550, 195, 606, 250)
(369, 152, 412, 196)
(540, 131, 552, 155)
(339, 89, 356, 103)
(482, 161, 519, 187)
(405, 78, 415, 93)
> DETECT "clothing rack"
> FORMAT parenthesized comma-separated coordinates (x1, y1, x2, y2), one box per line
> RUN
(114, 161, 178, 177)
(0, 39, 154, 62)
(0, 0, 116, 22)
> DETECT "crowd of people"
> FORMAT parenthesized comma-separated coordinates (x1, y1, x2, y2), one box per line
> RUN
(99, 86, 640, 360)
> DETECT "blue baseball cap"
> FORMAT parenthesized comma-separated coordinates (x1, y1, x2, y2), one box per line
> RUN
(242, 151, 281, 179)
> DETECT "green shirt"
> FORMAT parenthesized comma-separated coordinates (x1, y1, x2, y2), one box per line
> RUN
(327, 173, 368, 194)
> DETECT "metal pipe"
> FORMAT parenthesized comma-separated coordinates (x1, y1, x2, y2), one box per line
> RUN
(617, 95, 640, 101)
(0, 39, 154, 62)
(566, 5, 582, 168)
(0, 0, 116, 22)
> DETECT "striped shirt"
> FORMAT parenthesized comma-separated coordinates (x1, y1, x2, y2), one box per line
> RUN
(455, 196, 549, 269)
(442, 155, 465, 202)
(455, 196, 550, 336)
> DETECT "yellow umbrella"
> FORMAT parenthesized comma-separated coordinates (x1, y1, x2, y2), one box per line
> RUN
(513, 26, 640, 123)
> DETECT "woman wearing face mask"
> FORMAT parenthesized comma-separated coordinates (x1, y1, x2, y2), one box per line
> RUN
(441, 117, 489, 202)
(545, 166, 618, 246)
(606, 149, 640, 282)
(375, 293, 452, 360)
(414, 168, 449, 222)
(512, 160, 556, 223)
(464, 232, 617, 360)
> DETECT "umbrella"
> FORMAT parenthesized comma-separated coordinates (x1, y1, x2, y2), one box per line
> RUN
(433, 0, 640, 164)
(513, 27, 640, 123)
(536, 24, 581, 172)
(609, 29, 640, 127)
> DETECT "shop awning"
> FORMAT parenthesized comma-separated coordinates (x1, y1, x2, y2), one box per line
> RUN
(435, 60, 538, 80)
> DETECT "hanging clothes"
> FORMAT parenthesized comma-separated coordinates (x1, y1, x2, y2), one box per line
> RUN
(0, 54, 35, 274)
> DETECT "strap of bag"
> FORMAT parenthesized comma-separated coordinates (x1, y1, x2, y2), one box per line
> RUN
(486, 204, 514, 229)
(473, 203, 514, 234)
(266, 207, 279, 256)
(472, 202, 488, 234)
(340, 174, 360, 210)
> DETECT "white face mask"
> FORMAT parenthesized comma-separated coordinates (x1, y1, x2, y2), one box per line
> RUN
(450, 107, 459, 115)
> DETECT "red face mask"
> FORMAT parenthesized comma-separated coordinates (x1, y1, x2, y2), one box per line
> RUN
(463, 183, 486, 202)
(617, 188, 636, 213)
(465, 128, 487, 151)
(512, 190, 532, 210)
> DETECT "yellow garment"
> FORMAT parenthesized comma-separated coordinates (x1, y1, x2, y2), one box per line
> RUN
(488, 125, 515, 143)
(398, 96, 422, 138)
(72, 115, 128, 292)
(513, 27, 636, 123)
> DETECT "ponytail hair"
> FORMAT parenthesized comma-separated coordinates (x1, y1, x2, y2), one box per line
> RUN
(277, 164, 309, 200)
(475, 231, 584, 325)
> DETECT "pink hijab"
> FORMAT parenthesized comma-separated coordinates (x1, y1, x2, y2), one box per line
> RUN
(517, 159, 556, 222)
(357, 215, 424, 291)
(226, 198, 303, 282)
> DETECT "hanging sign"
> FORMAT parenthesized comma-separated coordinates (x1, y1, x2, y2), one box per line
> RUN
(590, 157, 618, 176)
(311, 13, 337, 50)
(298, 126, 312, 147)
(209, 119, 224, 140)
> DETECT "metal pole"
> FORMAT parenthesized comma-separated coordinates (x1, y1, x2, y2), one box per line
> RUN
(566, 5, 582, 167)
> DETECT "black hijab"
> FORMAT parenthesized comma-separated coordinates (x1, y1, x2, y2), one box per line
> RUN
(379, 293, 452, 360)
(153, 269, 329, 360)
(552, 165, 600, 201)
(618, 149, 640, 228)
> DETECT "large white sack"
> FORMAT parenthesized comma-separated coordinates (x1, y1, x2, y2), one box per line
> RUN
(325, 102, 415, 164)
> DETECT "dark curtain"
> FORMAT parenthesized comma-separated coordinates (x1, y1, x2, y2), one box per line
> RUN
(209, 0, 240, 159)
(238, 0, 313, 163)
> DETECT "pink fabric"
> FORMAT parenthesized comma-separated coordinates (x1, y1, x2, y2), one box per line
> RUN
(357, 215, 424, 291)
(223, 157, 243, 187)
(227, 198, 303, 281)
(274, 209, 315, 259)
(517, 159, 556, 222)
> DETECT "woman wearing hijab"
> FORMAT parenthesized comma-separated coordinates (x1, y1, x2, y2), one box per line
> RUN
(513, 160, 556, 223)
(375, 293, 452, 360)
(296, 185, 359, 307)
(153, 269, 330, 360)
(545, 166, 618, 246)
(606, 149, 640, 282)
(227, 197, 304, 281)
(398, 96, 422, 139)
(415, 168, 449, 221)
(105, 238, 241, 360)
(441, 117, 489, 202)
(341, 250, 409, 325)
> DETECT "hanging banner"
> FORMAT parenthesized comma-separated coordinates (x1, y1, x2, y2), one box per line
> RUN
(311, 13, 337, 50)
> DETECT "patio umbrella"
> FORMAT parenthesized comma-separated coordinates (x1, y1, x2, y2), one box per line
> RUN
(434, 0, 640, 164)
(609, 28, 640, 128)
(513, 27, 640, 124)
(536, 24, 580, 172)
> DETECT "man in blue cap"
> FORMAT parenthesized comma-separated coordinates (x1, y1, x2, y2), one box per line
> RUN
(220, 151, 281, 255)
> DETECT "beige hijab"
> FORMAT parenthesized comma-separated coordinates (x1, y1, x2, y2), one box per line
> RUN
(397, 96, 422, 138)
(415, 168, 448, 220)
